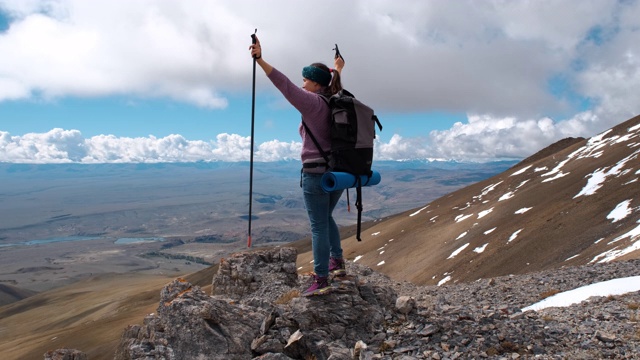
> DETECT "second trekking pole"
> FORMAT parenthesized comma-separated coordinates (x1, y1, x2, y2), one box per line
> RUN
(248, 29, 257, 248)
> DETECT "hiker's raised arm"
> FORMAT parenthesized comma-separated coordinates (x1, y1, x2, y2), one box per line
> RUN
(249, 36, 273, 75)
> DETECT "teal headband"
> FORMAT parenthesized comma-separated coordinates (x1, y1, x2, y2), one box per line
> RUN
(302, 66, 331, 87)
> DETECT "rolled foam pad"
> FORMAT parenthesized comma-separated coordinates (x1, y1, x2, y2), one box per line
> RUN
(321, 171, 382, 192)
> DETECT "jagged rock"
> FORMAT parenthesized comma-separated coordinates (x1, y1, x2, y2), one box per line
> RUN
(212, 247, 299, 306)
(243, 270, 396, 359)
(115, 247, 401, 359)
(43, 348, 87, 360)
(115, 277, 265, 359)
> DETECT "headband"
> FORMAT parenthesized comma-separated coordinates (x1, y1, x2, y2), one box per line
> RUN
(302, 66, 331, 87)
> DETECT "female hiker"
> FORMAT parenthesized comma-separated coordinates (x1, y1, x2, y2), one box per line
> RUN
(249, 36, 346, 297)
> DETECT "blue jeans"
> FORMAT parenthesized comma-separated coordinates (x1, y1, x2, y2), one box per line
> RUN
(302, 172, 344, 277)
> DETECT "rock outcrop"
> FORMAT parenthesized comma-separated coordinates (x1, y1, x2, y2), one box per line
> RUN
(114, 249, 640, 359)
(115, 247, 400, 359)
(43, 348, 87, 360)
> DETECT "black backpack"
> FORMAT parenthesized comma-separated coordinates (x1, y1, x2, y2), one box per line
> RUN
(302, 89, 382, 241)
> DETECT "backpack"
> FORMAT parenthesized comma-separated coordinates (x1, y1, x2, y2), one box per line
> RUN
(302, 89, 383, 241)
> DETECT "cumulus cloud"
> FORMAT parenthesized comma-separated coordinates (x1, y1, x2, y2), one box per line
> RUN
(1, 0, 640, 162)
(0, 128, 449, 164)
(0, 129, 302, 163)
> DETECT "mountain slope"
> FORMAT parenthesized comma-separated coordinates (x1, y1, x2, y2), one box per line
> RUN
(0, 283, 37, 307)
(298, 114, 640, 286)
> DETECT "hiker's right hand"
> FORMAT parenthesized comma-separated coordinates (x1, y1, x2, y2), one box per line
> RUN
(249, 36, 262, 59)
(333, 55, 344, 74)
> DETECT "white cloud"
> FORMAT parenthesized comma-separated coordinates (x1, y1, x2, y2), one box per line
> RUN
(427, 115, 559, 161)
(0, 129, 303, 163)
(375, 134, 433, 161)
(1, 0, 640, 162)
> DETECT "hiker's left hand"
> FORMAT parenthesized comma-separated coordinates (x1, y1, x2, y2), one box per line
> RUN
(249, 36, 262, 59)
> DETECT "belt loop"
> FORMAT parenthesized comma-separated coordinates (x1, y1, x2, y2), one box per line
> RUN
(300, 168, 303, 188)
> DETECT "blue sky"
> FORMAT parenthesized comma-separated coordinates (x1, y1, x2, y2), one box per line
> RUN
(1, 1, 639, 163)
(0, 94, 464, 144)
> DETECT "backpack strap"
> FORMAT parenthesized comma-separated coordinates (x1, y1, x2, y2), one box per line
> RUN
(300, 94, 332, 164)
(373, 114, 383, 132)
(355, 177, 363, 241)
(301, 119, 330, 165)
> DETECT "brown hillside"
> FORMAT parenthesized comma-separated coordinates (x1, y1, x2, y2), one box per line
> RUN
(298, 114, 640, 286)
(0, 274, 174, 360)
(515, 136, 585, 167)
(0, 283, 37, 307)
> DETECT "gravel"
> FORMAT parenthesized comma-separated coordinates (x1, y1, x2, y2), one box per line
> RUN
(350, 258, 640, 359)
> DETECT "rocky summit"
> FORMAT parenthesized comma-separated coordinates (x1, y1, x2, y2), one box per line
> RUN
(112, 247, 640, 359)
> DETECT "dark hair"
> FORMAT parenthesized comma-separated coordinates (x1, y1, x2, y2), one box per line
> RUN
(310, 62, 342, 96)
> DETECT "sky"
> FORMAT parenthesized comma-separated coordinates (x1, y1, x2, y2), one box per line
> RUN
(1, 0, 640, 163)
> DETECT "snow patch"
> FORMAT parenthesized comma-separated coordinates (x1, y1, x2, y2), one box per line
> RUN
(507, 229, 523, 243)
(541, 158, 571, 179)
(608, 221, 640, 245)
(510, 165, 532, 176)
(607, 200, 633, 223)
(409, 206, 429, 217)
(478, 181, 503, 197)
(522, 276, 640, 311)
(484, 227, 497, 235)
(478, 208, 493, 219)
(438, 275, 452, 286)
(455, 214, 473, 222)
(473, 243, 488, 253)
(447, 243, 470, 259)
(592, 232, 640, 263)
(574, 147, 640, 198)
(515, 207, 532, 214)
(499, 192, 515, 201)
(542, 171, 569, 182)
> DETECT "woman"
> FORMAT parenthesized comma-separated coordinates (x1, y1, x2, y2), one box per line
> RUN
(250, 36, 346, 297)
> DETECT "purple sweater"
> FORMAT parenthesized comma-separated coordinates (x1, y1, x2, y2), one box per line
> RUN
(267, 68, 331, 169)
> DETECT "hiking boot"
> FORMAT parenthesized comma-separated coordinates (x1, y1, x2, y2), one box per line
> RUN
(302, 275, 332, 297)
(329, 257, 346, 277)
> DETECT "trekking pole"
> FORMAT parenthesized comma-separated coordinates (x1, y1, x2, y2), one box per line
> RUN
(247, 28, 258, 248)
